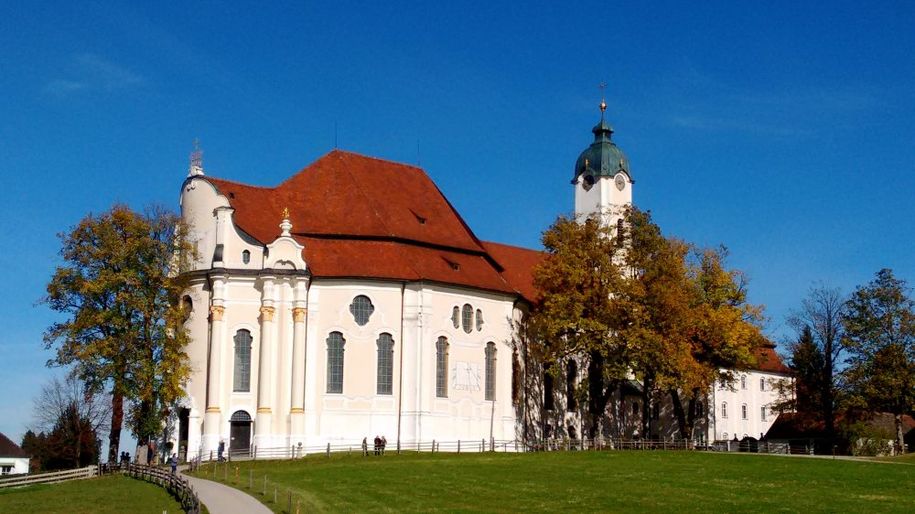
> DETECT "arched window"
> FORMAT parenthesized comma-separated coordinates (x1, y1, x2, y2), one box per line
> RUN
(233, 329, 252, 392)
(435, 336, 449, 398)
(376, 333, 394, 395)
(326, 332, 345, 393)
(740, 375, 747, 390)
(484, 342, 496, 401)
(741, 404, 748, 420)
(451, 306, 460, 329)
(760, 377, 766, 391)
(242, 250, 250, 264)
(697, 401, 705, 417)
(349, 295, 374, 326)
(721, 402, 728, 419)
(180, 295, 193, 323)
(461, 304, 473, 334)
(760, 406, 767, 421)
(566, 360, 577, 411)
(476, 309, 484, 331)
(543, 365, 555, 411)
(511, 349, 521, 405)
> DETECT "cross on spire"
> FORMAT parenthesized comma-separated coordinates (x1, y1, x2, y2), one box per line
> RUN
(599, 82, 607, 115)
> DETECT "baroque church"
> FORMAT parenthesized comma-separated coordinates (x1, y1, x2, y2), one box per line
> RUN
(175, 104, 789, 458)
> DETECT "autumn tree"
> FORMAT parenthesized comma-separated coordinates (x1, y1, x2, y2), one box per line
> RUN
(43, 205, 194, 462)
(842, 269, 915, 453)
(529, 213, 628, 437)
(528, 207, 764, 440)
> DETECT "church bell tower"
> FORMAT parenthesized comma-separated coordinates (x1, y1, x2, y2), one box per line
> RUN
(572, 99, 633, 227)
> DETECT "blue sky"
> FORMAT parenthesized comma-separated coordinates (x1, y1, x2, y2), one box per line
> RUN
(1, 1, 914, 444)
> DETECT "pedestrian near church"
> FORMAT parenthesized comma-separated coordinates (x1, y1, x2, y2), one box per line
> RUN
(169, 453, 178, 475)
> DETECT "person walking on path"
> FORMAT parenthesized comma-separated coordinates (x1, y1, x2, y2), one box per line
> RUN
(169, 453, 178, 475)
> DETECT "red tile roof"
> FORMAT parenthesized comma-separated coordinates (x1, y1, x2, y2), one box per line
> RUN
(753, 343, 790, 374)
(204, 150, 542, 300)
(0, 432, 27, 458)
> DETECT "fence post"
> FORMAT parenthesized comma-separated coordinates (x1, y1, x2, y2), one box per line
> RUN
(397, 440, 401, 455)
(481, 439, 485, 452)
(458, 440, 461, 453)
(326, 443, 331, 458)
(432, 440, 436, 454)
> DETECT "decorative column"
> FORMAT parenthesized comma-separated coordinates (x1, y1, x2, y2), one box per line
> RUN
(202, 275, 227, 454)
(290, 278, 308, 442)
(255, 277, 276, 447)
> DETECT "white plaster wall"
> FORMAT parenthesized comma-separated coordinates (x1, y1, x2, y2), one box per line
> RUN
(710, 371, 790, 441)
(0, 457, 29, 475)
(573, 173, 632, 223)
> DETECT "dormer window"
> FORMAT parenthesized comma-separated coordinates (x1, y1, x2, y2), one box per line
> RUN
(242, 250, 250, 264)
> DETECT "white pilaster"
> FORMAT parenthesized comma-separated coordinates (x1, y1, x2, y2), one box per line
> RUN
(202, 274, 227, 453)
(255, 276, 276, 447)
(289, 278, 308, 444)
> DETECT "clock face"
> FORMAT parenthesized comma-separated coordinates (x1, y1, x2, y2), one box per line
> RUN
(614, 174, 626, 191)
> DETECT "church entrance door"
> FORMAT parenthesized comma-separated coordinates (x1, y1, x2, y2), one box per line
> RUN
(229, 410, 252, 455)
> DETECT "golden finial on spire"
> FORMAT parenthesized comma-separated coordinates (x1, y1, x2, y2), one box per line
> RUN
(599, 82, 607, 113)
(282, 207, 290, 219)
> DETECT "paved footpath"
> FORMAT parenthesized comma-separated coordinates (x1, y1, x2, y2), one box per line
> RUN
(180, 468, 272, 514)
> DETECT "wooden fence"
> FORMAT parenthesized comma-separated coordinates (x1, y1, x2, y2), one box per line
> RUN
(119, 463, 201, 514)
(0, 465, 98, 488)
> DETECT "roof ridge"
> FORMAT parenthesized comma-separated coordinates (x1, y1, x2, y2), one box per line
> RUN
(481, 240, 544, 253)
(207, 176, 276, 190)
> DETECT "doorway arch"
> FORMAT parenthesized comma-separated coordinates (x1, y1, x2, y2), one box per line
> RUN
(229, 410, 252, 454)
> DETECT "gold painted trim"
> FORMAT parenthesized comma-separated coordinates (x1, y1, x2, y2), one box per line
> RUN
(289, 408, 305, 414)
(209, 305, 225, 321)
(292, 307, 307, 323)
(205, 407, 220, 413)
(257, 407, 272, 413)
(259, 306, 276, 322)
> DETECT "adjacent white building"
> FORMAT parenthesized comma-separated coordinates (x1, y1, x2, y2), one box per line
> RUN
(0, 432, 29, 475)
(174, 105, 790, 458)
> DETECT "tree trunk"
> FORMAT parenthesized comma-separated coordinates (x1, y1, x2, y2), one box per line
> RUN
(895, 413, 906, 454)
(641, 375, 652, 439)
(669, 389, 687, 439)
(108, 388, 123, 463)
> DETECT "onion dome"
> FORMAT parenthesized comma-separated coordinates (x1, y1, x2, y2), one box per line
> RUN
(572, 100, 632, 184)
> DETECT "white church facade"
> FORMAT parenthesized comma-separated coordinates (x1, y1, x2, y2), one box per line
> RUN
(175, 106, 789, 458)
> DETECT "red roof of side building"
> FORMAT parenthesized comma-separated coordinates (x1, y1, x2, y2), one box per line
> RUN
(753, 343, 791, 374)
(0, 432, 27, 458)
(204, 150, 542, 301)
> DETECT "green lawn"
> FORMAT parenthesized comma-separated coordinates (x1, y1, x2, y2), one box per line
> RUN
(0, 474, 184, 514)
(192, 451, 915, 513)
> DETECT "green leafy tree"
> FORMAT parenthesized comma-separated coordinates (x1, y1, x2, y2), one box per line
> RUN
(842, 269, 915, 453)
(43, 205, 194, 462)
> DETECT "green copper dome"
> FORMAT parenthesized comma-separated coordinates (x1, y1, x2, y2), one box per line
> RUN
(572, 113, 632, 184)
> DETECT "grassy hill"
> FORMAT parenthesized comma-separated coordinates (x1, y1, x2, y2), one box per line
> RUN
(192, 450, 915, 513)
(0, 474, 183, 514)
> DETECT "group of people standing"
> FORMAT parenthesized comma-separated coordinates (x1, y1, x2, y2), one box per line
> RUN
(362, 435, 388, 455)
